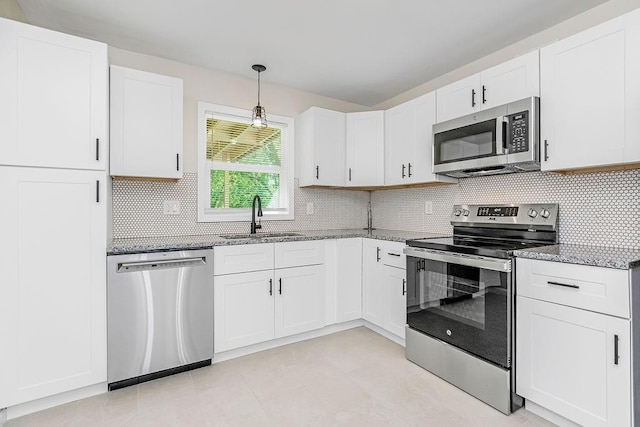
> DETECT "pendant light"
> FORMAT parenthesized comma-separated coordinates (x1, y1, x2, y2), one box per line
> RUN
(251, 64, 267, 128)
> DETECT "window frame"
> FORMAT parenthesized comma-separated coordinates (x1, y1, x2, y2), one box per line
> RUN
(197, 102, 295, 222)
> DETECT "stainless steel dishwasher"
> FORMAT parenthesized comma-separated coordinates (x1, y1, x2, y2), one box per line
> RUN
(107, 249, 214, 390)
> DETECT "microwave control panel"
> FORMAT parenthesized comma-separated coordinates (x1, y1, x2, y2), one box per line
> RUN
(507, 111, 528, 153)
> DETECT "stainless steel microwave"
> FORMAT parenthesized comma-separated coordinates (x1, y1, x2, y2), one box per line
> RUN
(432, 97, 540, 178)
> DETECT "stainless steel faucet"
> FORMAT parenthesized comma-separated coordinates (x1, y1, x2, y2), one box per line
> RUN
(251, 195, 263, 234)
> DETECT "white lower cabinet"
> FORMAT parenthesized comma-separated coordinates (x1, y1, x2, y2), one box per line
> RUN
(275, 265, 324, 338)
(516, 258, 633, 426)
(214, 270, 275, 353)
(335, 238, 363, 323)
(213, 242, 325, 353)
(384, 265, 407, 339)
(362, 238, 407, 339)
(0, 167, 106, 408)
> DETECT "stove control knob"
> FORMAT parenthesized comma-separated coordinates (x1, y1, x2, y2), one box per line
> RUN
(454, 209, 462, 216)
(462, 209, 470, 216)
(540, 209, 550, 219)
(527, 208, 538, 218)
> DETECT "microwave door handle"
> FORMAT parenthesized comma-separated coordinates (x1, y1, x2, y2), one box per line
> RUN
(496, 116, 508, 155)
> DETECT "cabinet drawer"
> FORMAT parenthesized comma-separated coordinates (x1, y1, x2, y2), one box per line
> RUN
(275, 240, 324, 269)
(214, 243, 274, 275)
(383, 242, 406, 268)
(516, 258, 629, 318)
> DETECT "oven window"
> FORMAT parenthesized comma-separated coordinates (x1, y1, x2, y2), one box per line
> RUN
(434, 120, 497, 165)
(407, 257, 509, 368)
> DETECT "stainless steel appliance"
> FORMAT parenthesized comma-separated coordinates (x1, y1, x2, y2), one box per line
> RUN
(107, 249, 214, 390)
(433, 97, 540, 178)
(404, 203, 558, 414)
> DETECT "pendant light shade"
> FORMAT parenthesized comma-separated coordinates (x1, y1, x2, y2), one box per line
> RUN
(251, 64, 267, 128)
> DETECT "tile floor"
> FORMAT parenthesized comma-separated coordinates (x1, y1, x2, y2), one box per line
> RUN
(7, 327, 555, 426)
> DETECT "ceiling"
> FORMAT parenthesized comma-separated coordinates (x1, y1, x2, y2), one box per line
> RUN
(17, 0, 608, 107)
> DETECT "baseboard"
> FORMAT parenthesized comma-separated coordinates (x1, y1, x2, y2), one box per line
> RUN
(525, 400, 581, 427)
(212, 319, 365, 363)
(6, 382, 107, 420)
(362, 321, 405, 347)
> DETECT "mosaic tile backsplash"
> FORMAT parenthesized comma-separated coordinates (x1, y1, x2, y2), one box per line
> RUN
(372, 169, 639, 249)
(112, 169, 639, 249)
(112, 174, 370, 238)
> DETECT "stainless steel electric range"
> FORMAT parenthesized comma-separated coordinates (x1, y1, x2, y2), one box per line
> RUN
(404, 203, 558, 414)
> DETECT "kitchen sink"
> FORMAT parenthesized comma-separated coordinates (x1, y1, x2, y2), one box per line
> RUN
(219, 232, 302, 240)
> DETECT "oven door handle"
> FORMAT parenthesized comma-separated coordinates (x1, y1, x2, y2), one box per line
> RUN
(403, 247, 511, 272)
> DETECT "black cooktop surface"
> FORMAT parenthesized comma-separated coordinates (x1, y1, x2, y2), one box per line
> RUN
(406, 236, 551, 259)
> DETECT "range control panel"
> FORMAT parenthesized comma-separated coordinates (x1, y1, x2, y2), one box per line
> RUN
(507, 111, 529, 153)
(451, 203, 559, 231)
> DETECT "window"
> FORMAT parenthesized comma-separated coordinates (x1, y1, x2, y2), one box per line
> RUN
(197, 102, 294, 222)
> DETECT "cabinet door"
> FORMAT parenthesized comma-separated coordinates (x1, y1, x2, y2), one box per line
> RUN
(480, 50, 539, 110)
(362, 239, 385, 328)
(335, 239, 363, 323)
(540, 16, 626, 171)
(0, 18, 107, 170)
(516, 297, 631, 427)
(0, 167, 106, 407)
(214, 270, 275, 352)
(110, 66, 183, 178)
(436, 73, 481, 123)
(345, 111, 384, 186)
(275, 265, 325, 338)
(313, 108, 346, 186)
(384, 102, 413, 186)
(384, 266, 406, 339)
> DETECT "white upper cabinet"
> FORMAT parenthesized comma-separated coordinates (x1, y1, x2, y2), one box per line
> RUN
(345, 111, 384, 187)
(0, 18, 107, 170)
(110, 65, 183, 179)
(436, 50, 539, 123)
(385, 91, 457, 186)
(540, 10, 640, 171)
(296, 107, 346, 187)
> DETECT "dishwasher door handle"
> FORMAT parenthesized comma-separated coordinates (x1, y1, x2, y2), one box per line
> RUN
(117, 257, 206, 272)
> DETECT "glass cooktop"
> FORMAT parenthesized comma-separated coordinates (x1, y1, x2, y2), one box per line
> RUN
(406, 236, 551, 259)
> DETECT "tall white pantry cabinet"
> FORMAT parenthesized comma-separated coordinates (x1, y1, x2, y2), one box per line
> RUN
(0, 17, 108, 410)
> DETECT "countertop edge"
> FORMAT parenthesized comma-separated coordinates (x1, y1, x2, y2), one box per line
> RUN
(513, 248, 640, 270)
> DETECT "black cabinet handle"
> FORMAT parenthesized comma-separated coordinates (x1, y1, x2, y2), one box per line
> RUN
(402, 278, 406, 296)
(482, 85, 486, 104)
(614, 334, 620, 365)
(408, 163, 412, 178)
(96, 138, 100, 161)
(269, 278, 273, 296)
(176, 153, 180, 171)
(547, 281, 580, 290)
(376, 247, 381, 262)
(349, 168, 352, 181)
(96, 180, 100, 203)
(316, 165, 319, 180)
(544, 140, 549, 162)
(472, 89, 476, 107)
(401, 164, 406, 178)
(388, 253, 401, 257)
(279, 278, 282, 295)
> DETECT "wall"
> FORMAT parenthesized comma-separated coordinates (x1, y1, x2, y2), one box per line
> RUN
(375, 0, 640, 110)
(372, 170, 640, 249)
(0, 0, 27, 23)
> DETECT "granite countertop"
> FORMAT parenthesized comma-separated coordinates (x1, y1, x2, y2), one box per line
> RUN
(514, 244, 640, 270)
(107, 229, 448, 255)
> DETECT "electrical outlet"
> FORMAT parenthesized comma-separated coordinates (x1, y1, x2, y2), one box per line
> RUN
(163, 200, 181, 215)
(306, 202, 314, 215)
(425, 201, 433, 215)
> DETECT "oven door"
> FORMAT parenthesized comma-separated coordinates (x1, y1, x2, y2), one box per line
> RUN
(405, 247, 512, 369)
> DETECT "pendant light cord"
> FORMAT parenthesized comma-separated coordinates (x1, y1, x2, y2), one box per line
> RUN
(257, 71, 261, 107)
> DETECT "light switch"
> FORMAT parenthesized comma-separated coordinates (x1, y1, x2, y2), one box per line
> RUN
(163, 200, 181, 215)
(425, 201, 433, 215)
(306, 202, 314, 215)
